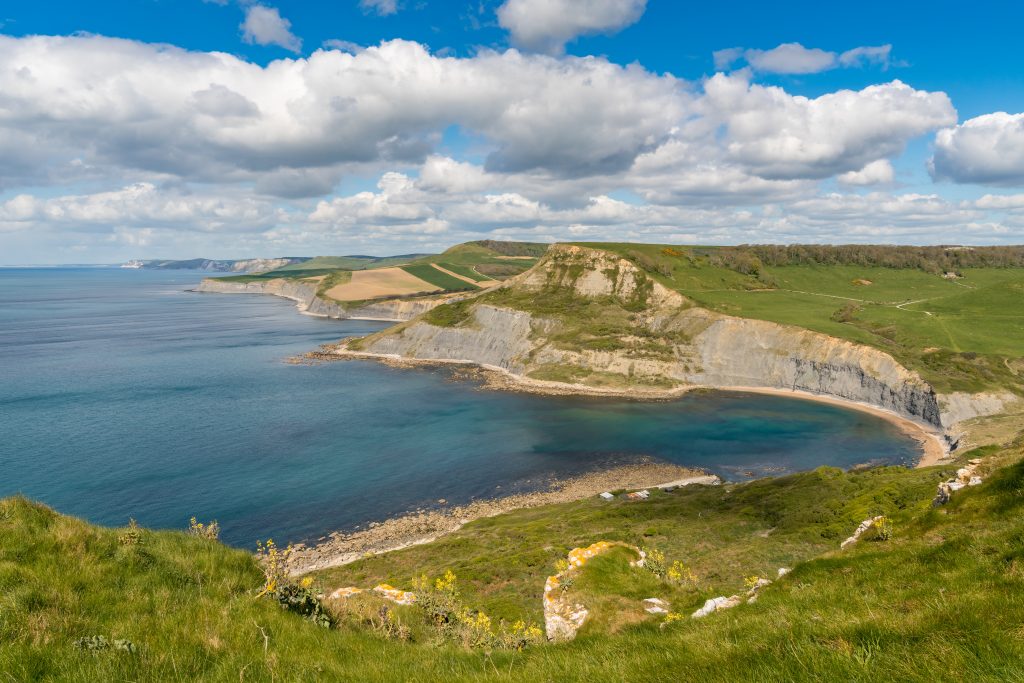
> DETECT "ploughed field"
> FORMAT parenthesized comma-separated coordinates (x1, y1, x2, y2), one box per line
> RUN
(208, 240, 544, 305)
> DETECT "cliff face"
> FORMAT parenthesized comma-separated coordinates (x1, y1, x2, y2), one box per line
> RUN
(195, 278, 448, 322)
(345, 245, 1013, 432)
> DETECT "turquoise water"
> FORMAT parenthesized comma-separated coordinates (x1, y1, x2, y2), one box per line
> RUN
(0, 268, 920, 547)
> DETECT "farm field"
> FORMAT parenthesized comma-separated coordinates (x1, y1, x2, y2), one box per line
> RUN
(575, 243, 1024, 393)
(324, 267, 443, 301)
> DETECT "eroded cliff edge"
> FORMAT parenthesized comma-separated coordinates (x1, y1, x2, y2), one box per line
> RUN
(335, 245, 1016, 440)
(195, 277, 451, 322)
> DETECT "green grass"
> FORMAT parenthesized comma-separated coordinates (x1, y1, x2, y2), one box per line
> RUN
(437, 262, 494, 282)
(275, 255, 430, 271)
(209, 268, 345, 283)
(400, 264, 479, 292)
(570, 243, 1024, 393)
(6, 437, 1024, 681)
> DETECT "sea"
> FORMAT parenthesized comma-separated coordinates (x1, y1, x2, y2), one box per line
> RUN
(0, 268, 922, 547)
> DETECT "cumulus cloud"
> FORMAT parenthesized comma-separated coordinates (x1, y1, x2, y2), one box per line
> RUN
(0, 183, 282, 232)
(745, 43, 836, 75)
(0, 31, 1014, 261)
(240, 4, 302, 53)
(839, 45, 893, 69)
(497, 0, 646, 55)
(0, 35, 685, 191)
(931, 112, 1024, 185)
(703, 74, 956, 179)
(837, 159, 895, 186)
(717, 42, 893, 75)
(360, 0, 398, 16)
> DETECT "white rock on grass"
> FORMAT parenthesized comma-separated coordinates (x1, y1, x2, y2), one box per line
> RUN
(777, 567, 791, 578)
(691, 595, 742, 619)
(840, 516, 883, 550)
(642, 598, 670, 615)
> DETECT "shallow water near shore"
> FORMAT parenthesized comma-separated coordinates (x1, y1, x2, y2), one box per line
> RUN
(0, 268, 922, 546)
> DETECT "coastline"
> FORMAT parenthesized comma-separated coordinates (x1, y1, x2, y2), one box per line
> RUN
(319, 347, 950, 468)
(287, 459, 716, 576)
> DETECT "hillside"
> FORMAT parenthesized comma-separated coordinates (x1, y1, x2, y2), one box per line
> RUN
(5, 438, 1024, 681)
(196, 241, 548, 323)
(339, 243, 1024, 446)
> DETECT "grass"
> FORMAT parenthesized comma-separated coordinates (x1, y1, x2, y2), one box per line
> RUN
(437, 262, 494, 282)
(5, 437, 1024, 681)
(400, 264, 479, 292)
(570, 243, 1024, 394)
(275, 255, 430, 271)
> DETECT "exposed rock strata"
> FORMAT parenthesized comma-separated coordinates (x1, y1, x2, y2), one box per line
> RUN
(342, 244, 1010, 436)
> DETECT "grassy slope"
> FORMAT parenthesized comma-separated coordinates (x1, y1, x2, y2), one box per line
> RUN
(6, 440, 1024, 682)
(400, 264, 479, 292)
(566, 243, 1024, 393)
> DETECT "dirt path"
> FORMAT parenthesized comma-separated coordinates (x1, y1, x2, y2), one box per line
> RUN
(430, 263, 499, 288)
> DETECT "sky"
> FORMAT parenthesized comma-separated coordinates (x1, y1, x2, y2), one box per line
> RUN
(1, 0, 1024, 263)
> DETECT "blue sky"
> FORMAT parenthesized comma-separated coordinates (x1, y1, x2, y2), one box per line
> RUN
(1, 0, 1023, 262)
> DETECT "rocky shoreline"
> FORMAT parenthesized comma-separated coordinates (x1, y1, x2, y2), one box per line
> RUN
(286, 459, 714, 576)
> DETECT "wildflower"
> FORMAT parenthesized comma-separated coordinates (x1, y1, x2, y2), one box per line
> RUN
(300, 577, 313, 589)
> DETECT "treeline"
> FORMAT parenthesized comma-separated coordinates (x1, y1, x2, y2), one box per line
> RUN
(472, 240, 550, 257)
(702, 245, 1024, 274)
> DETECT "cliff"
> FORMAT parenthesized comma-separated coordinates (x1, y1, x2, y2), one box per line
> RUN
(341, 245, 1016, 436)
(195, 277, 450, 322)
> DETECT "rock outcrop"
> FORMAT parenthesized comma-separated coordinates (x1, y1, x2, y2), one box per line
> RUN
(342, 244, 1015, 436)
(196, 277, 452, 322)
(543, 541, 646, 642)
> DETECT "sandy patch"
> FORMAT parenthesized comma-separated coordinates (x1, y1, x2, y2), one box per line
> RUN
(325, 267, 440, 301)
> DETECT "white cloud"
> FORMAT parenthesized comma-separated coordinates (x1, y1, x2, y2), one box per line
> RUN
(712, 47, 744, 72)
(839, 45, 892, 69)
(0, 183, 283, 233)
(240, 4, 302, 53)
(497, 0, 646, 55)
(744, 43, 836, 75)
(360, 0, 398, 16)
(1, 31, 1017, 262)
(717, 42, 893, 75)
(837, 159, 895, 186)
(973, 194, 1024, 210)
(931, 112, 1024, 185)
(0, 35, 685, 191)
(704, 74, 956, 179)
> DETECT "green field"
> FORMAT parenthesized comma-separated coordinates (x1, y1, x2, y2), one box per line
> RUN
(569, 243, 1024, 393)
(400, 264, 479, 292)
(275, 255, 429, 272)
(436, 262, 494, 282)
(210, 242, 543, 297)
(5, 439, 1024, 681)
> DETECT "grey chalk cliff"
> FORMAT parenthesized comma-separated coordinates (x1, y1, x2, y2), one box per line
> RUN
(343, 245, 1015, 437)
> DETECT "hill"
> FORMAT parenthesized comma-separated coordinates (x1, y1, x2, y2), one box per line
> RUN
(340, 243, 1024, 450)
(5, 438, 1024, 681)
(196, 241, 549, 322)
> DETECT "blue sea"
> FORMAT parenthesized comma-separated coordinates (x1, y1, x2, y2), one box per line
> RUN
(0, 268, 921, 547)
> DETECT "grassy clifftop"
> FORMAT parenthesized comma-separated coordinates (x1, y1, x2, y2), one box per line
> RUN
(5, 438, 1024, 681)
(574, 243, 1024, 394)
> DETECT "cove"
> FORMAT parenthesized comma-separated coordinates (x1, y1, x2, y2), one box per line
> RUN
(0, 268, 922, 547)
